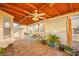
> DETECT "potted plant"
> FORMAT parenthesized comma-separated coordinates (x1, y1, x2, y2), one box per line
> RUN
(47, 34, 60, 48)
(59, 44, 74, 54)
(0, 47, 5, 56)
(40, 39, 47, 44)
(40, 35, 49, 45)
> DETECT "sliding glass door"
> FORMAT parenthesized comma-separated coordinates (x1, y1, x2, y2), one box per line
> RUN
(71, 15, 79, 51)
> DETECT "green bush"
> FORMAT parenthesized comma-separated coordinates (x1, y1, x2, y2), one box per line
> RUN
(0, 48, 5, 56)
(46, 34, 60, 47)
(64, 46, 74, 54)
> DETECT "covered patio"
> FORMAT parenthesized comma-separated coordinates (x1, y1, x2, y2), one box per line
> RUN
(0, 3, 79, 56)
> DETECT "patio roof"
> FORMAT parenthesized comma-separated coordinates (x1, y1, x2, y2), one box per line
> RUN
(0, 3, 79, 25)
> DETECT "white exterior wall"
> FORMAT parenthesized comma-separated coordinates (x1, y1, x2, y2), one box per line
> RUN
(0, 10, 14, 48)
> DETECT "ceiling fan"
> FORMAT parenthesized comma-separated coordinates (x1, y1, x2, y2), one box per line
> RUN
(23, 10, 46, 22)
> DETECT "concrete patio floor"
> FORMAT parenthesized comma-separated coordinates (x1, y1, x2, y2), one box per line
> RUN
(4, 39, 70, 56)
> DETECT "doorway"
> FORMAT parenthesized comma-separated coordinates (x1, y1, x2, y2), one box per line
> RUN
(71, 15, 79, 51)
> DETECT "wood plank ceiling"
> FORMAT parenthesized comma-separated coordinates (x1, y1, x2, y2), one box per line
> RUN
(0, 3, 79, 25)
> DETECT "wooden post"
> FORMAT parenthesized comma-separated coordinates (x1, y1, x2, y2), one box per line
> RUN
(67, 16, 72, 48)
(43, 23, 45, 36)
(27, 26, 28, 35)
(10, 17, 13, 38)
(37, 22, 40, 39)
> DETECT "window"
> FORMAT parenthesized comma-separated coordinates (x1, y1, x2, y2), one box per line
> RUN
(3, 16, 11, 38)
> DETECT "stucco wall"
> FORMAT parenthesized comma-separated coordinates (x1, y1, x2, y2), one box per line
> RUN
(0, 10, 14, 48)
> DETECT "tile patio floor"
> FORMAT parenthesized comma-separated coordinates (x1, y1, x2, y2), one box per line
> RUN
(4, 39, 70, 56)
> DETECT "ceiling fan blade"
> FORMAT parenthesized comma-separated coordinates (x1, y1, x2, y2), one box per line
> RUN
(25, 15, 32, 18)
(22, 15, 32, 20)
(39, 17, 46, 20)
(32, 13, 45, 17)
(37, 13, 45, 16)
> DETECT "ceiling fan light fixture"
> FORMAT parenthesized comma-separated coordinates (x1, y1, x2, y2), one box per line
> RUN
(32, 17, 39, 22)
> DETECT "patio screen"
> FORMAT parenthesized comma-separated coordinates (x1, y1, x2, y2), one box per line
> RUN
(44, 17, 68, 46)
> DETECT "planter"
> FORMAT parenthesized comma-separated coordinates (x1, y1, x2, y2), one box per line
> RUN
(74, 51, 79, 56)
(64, 46, 74, 53)
(0, 48, 5, 56)
(59, 45, 65, 51)
(48, 42, 56, 48)
(41, 39, 47, 44)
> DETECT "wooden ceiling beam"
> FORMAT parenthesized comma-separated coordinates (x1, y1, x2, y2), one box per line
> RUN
(10, 3, 34, 14)
(38, 10, 52, 18)
(53, 4, 61, 15)
(0, 6, 25, 18)
(31, 3, 41, 9)
(32, 4, 52, 18)
(68, 4, 73, 12)
(39, 4, 60, 17)
(46, 3, 60, 15)
(14, 17, 34, 25)
(41, 9, 56, 17)
(24, 3, 37, 10)
(53, 3, 71, 15)
(70, 3, 79, 12)
(38, 4, 53, 17)
(38, 4, 48, 10)
(0, 3, 31, 15)
(10, 3, 52, 20)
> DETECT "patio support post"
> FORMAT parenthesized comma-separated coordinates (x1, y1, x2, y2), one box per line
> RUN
(43, 22, 45, 36)
(67, 16, 72, 48)
(37, 22, 40, 39)
(27, 26, 28, 35)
